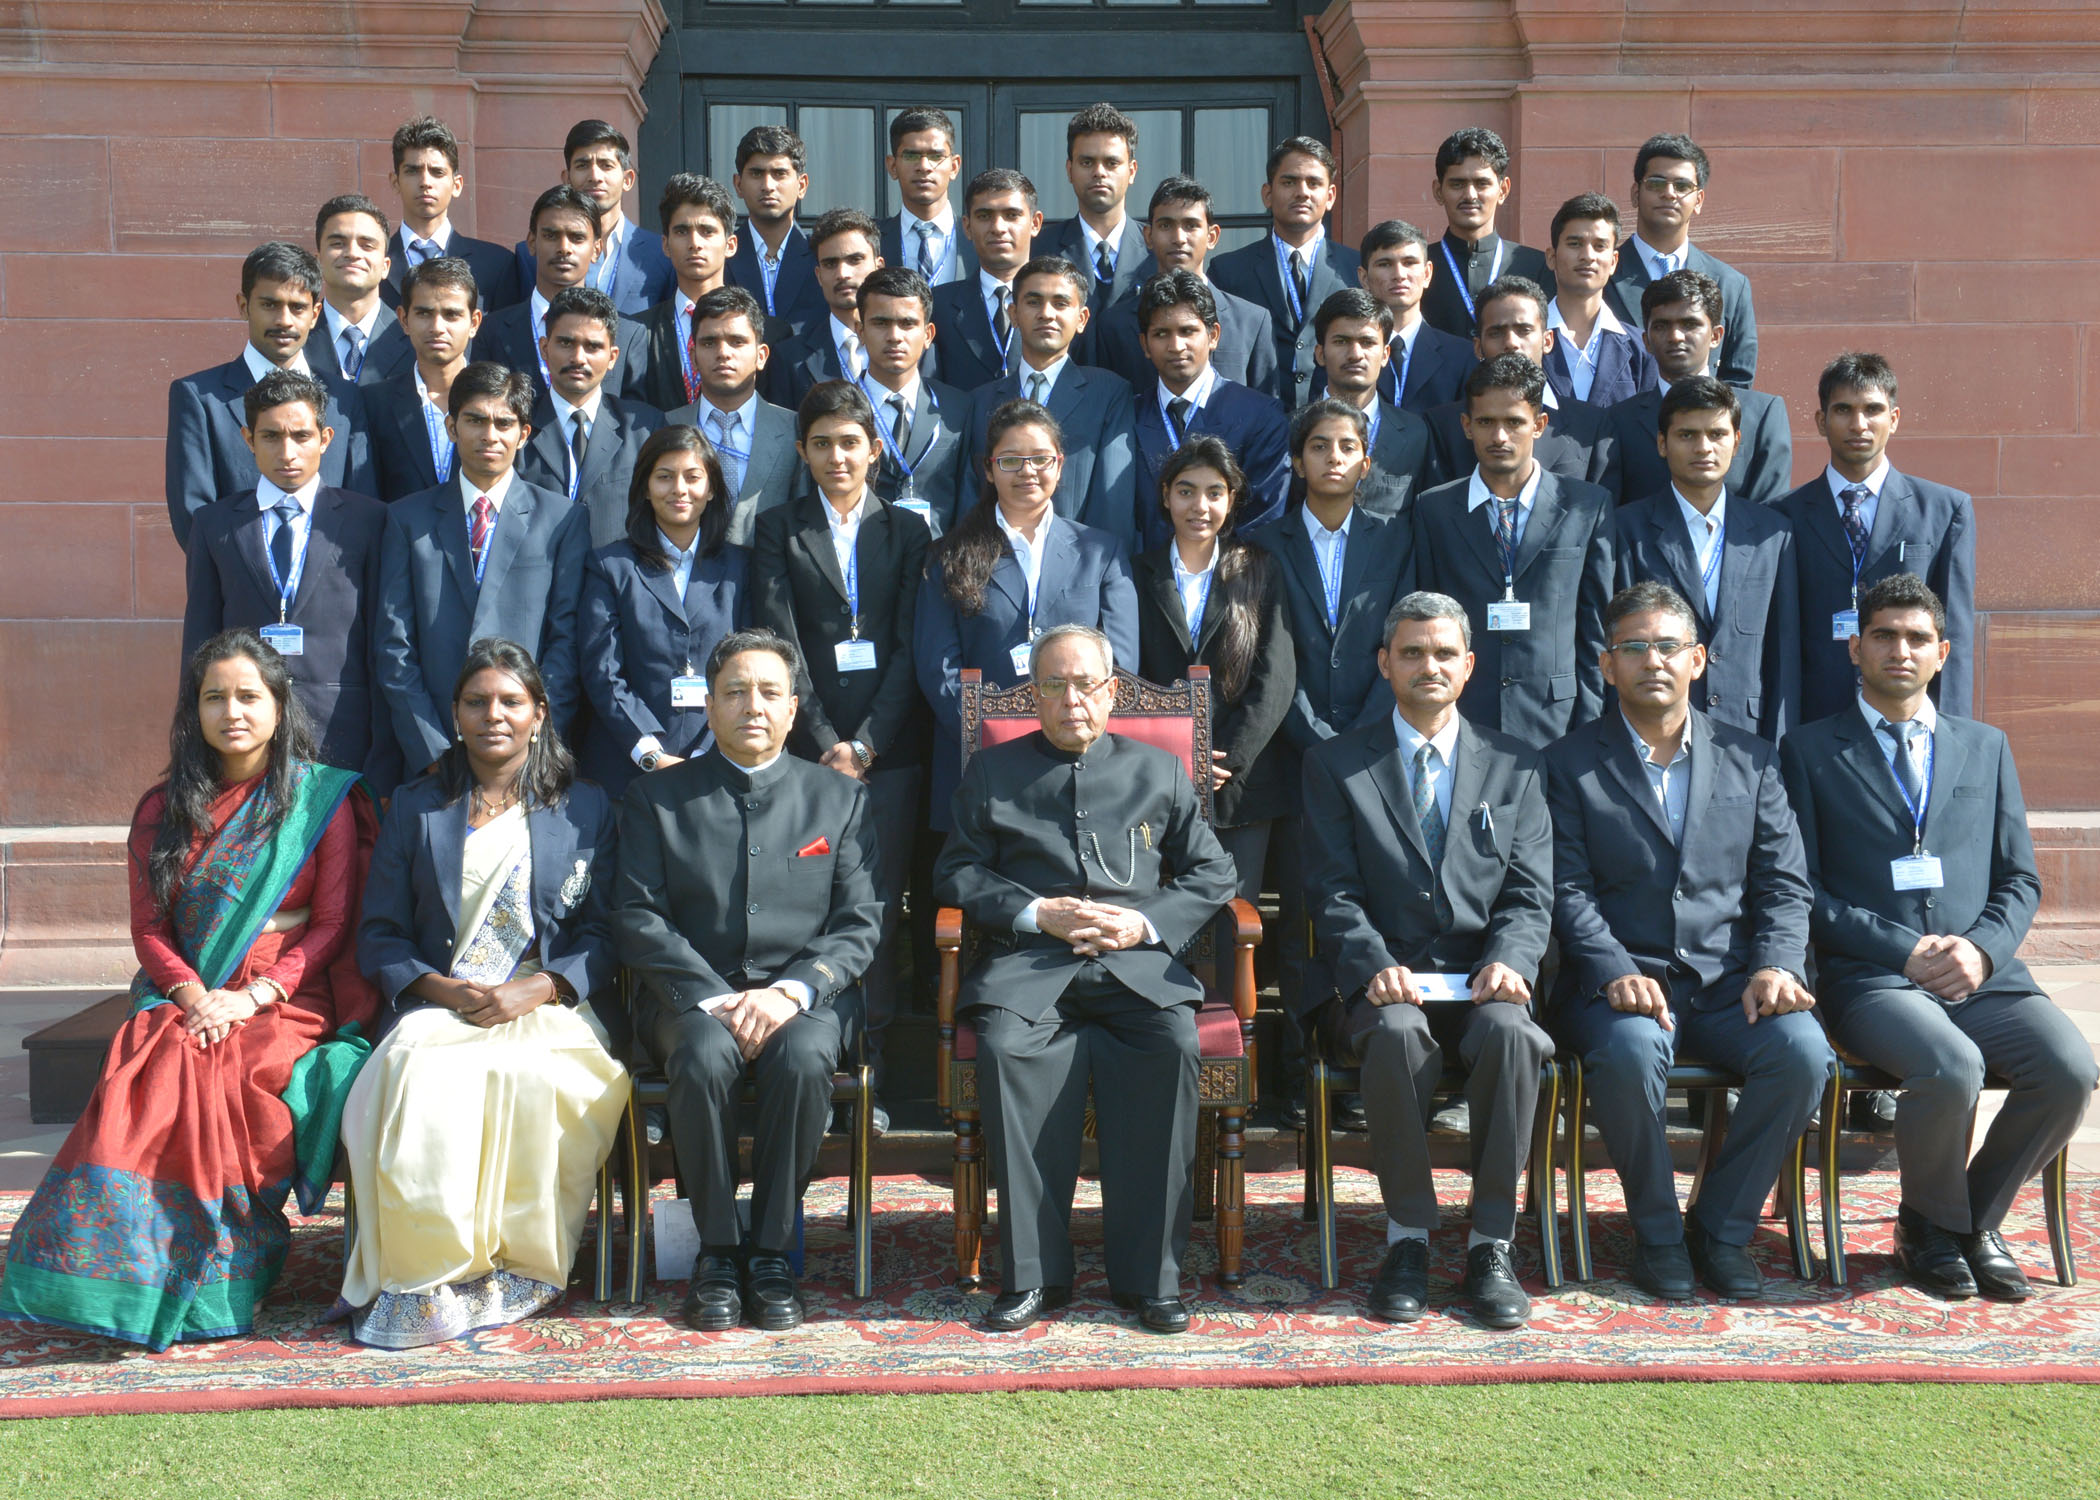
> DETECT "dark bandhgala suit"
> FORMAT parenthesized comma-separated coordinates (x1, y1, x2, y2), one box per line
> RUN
(164, 357, 374, 550)
(381, 228, 524, 313)
(182, 486, 394, 789)
(576, 538, 749, 794)
(1426, 396, 1620, 500)
(613, 750, 884, 1255)
(1411, 468, 1615, 748)
(1779, 469, 1977, 722)
(1132, 378, 1293, 548)
(1612, 489, 1801, 741)
(512, 391, 668, 548)
(962, 362, 1140, 546)
(935, 731, 1238, 1297)
(1603, 240, 1759, 388)
(1208, 233, 1362, 409)
(375, 474, 589, 772)
(1607, 385, 1793, 507)
(1302, 714, 1555, 1242)
(1781, 707, 2096, 1235)
(1546, 711, 1832, 1248)
(1418, 233, 1553, 342)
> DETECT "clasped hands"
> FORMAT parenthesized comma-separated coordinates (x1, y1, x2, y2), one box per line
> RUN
(172, 984, 262, 1047)
(1905, 933, 1991, 1003)
(1367, 961, 1530, 1007)
(711, 988, 803, 1060)
(1603, 966, 1815, 1032)
(1034, 896, 1152, 958)
(417, 971, 562, 1029)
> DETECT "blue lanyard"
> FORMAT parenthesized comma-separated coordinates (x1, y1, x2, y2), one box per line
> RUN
(913, 218, 957, 282)
(264, 504, 312, 622)
(1185, 565, 1214, 642)
(1392, 334, 1413, 403)
(1316, 525, 1345, 628)
(759, 248, 783, 315)
(1884, 726, 1935, 853)
(470, 504, 496, 585)
(859, 376, 935, 485)
(986, 285, 1013, 364)
(420, 392, 454, 483)
(1274, 235, 1319, 327)
(1440, 237, 1506, 326)
(677, 303, 698, 394)
(841, 522, 861, 636)
(1699, 519, 1726, 603)
(1364, 400, 1382, 454)
(1491, 499, 1520, 592)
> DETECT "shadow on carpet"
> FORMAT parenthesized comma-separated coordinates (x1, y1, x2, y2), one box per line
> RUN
(2, 1169, 2097, 1416)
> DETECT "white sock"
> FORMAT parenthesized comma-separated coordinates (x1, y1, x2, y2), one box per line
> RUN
(1387, 1219, 1432, 1246)
(1469, 1230, 1510, 1252)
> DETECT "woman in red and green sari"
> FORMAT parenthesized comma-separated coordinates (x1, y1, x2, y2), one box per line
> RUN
(0, 629, 380, 1350)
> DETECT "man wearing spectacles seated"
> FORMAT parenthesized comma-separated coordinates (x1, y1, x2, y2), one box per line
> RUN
(935, 623, 1237, 1336)
(1544, 580, 1831, 1302)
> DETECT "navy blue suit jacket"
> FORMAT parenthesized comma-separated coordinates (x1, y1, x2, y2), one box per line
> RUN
(1359, 400, 1441, 520)
(1087, 279, 1280, 401)
(1428, 395, 1621, 499)
(513, 391, 668, 548)
(1604, 240, 1758, 388)
(471, 301, 653, 405)
(375, 474, 589, 771)
(1389, 323, 1477, 414)
(514, 222, 675, 318)
(1042, 216, 1151, 314)
(1209, 233, 1362, 409)
(1778, 469, 1976, 722)
(306, 305, 416, 388)
(1608, 384, 1793, 506)
(1133, 377, 1292, 548)
(1543, 320, 1657, 411)
(727, 222, 827, 338)
(164, 355, 374, 550)
(363, 371, 449, 503)
(880, 212, 978, 287)
(1612, 489, 1801, 741)
(380, 227, 524, 313)
(863, 377, 973, 539)
(930, 277, 1015, 395)
(963, 361, 1139, 546)
(577, 538, 749, 794)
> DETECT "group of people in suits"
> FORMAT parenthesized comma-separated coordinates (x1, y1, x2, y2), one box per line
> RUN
(135, 98, 2092, 1342)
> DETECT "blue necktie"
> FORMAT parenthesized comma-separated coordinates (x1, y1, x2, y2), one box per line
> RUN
(1413, 743, 1445, 867)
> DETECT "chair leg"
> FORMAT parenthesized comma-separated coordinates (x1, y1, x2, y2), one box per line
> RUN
(594, 1141, 617, 1302)
(1309, 1059, 1339, 1291)
(852, 1064, 874, 1300)
(1687, 1086, 1730, 1213)
(624, 1092, 649, 1304)
(1565, 1056, 1593, 1283)
(953, 1109, 984, 1290)
(1193, 1107, 1218, 1223)
(1784, 1129, 1816, 1281)
(1821, 1069, 1848, 1287)
(2046, 1146, 2077, 1288)
(1217, 1105, 1246, 1288)
(1532, 1061, 1563, 1291)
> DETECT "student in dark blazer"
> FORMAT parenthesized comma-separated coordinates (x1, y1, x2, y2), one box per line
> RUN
(1608, 269, 1791, 506)
(376, 363, 589, 775)
(1302, 591, 1554, 1328)
(931, 168, 1044, 394)
(1418, 128, 1553, 341)
(308, 195, 415, 388)
(1131, 271, 1292, 548)
(510, 120, 675, 318)
(578, 424, 748, 795)
(964, 257, 1140, 545)
(1603, 134, 1758, 388)
(511, 286, 667, 547)
(181, 369, 391, 787)
(1208, 136, 1360, 409)
(362, 257, 483, 503)
(663, 285, 806, 546)
(880, 106, 975, 289)
(381, 114, 523, 313)
(1132, 436, 1295, 900)
(914, 398, 1140, 830)
(753, 382, 932, 1110)
(1547, 580, 1831, 1302)
(165, 242, 373, 550)
(1781, 352, 1977, 723)
(473, 185, 653, 405)
(1542, 194, 1657, 412)
(1613, 379, 1800, 742)
(1780, 573, 2096, 1301)
(852, 267, 973, 536)
(761, 208, 898, 412)
(612, 629, 884, 1332)
(725, 124, 827, 338)
(1310, 288, 1440, 519)
(1357, 219, 1478, 414)
(1040, 103, 1149, 320)
(1415, 355, 1614, 748)
(636, 172, 741, 413)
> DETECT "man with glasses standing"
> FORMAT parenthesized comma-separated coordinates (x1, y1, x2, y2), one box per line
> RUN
(1602, 134, 1759, 388)
(1544, 580, 1831, 1302)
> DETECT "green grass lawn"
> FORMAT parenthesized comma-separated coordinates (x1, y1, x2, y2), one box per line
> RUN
(9, 1383, 2100, 1498)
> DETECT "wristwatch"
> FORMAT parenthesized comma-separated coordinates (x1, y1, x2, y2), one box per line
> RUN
(639, 750, 665, 772)
(850, 740, 874, 770)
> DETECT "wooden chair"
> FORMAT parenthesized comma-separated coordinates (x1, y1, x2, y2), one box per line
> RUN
(596, 970, 877, 1304)
(934, 666, 1264, 1288)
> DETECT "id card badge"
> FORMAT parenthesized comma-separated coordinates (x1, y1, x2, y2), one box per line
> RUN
(835, 639, 878, 672)
(895, 498, 933, 523)
(1010, 642, 1036, 676)
(259, 622, 304, 656)
(1486, 600, 1531, 632)
(1411, 972, 1473, 1002)
(1832, 609, 1860, 640)
(670, 675, 708, 709)
(1891, 854, 1945, 891)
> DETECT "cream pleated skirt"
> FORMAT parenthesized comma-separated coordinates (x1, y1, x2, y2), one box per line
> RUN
(338, 1001, 630, 1348)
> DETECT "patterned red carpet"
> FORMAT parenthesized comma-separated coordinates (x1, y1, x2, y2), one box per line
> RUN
(2, 1169, 2097, 1416)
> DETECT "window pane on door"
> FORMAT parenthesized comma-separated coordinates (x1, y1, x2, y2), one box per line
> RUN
(1193, 108, 1270, 218)
(885, 106, 968, 218)
(1018, 113, 1076, 222)
(1124, 110, 1182, 206)
(801, 106, 879, 214)
(708, 104, 789, 186)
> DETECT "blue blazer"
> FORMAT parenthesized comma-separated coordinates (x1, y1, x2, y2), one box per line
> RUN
(865, 377, 974, 539)
(1545, 709, 1811, 1013)
(362, 372, 449, 503)
(1778, 469, 1976, 722)
(1360, 400, 1442, 520)
(879, 212, 978, 287)
(727, 221, 827, 338)
(514, 223, 675, 319)
(381, 227, 524, 312)
(1609, 385, 1793, 506)
(1780, 707, 2041, 1010)
(963, 361, 1139, 546)
(305, 305, 416, 388)
(471, 302, 654, 406)
(1543, 320, 1657, 411)
(1604, 240, 1758, 388)
(1388, 323, 1477, 414)
(164, 356, 374, 550)
(1087, 280, 1281, 402)
(513, 391, 668, 548)
(1133, 377, 1293, 549)
(1427, 395, 1621, 499)
(1042, 216, 1151, 313)
(376, 474, 590, 772)
(930, 277, 1013, 395)
(913, 514, 1140, 828)
(1208, 233, 1363, 408)
(1612, 489, 1801, 742)
(356, 774, 619, 1032)
(578, 538, 749, 794)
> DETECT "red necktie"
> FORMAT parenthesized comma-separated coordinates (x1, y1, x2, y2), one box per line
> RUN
(469, 495, 495, 577)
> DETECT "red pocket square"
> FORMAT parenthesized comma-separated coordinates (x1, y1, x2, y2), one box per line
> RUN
(795, 836, 832, 857)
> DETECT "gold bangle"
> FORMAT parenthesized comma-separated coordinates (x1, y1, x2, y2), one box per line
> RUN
(249, 976, 286, 1007)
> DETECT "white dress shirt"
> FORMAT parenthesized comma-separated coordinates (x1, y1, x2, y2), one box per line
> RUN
(1674, 486, 1729, 615)
(243, 343, 312, 382)
(979, 270, 1015, 340)
(1301, 502, 1353, 627)
(829, 314, 864, 379)
(401, 220, 455, 264)
(1170, 540, 1217, 638)
(1545, 298, 1630, 404)
(461, 466, 517, 517)
(903, 205, 958, 281)
(825, 490, 870, 582)
(995, 507, 1055, 617)
(1080, 214, 1128, 278)
(1393, 709, 1461, 829)
(549, 388, 606, 495)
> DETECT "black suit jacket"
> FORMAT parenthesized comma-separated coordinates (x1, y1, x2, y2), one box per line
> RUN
(1608, 384, 1793, 506)
(181, 486, 392, 785)
(1302, 714, 1553, 1014)
(879, 212, 978, 287)
(753, 491, 933, 768)
(1132, 377, 1292, 547)
(726, 222, 827, 338)
(362, 371, 451, 502)
(1604, 239, 1758, 388)
(1208, 233, 1363, 409)
(633, 297, 694, 413)
(1359, 400, 1441, 520)
(306, 305, 415, 388)
(1087, 279, 1280, 400)
(760, 319, 843, 411)
(613, 748, 885, 1020)
(935, 731, 1238, 1020)
(1390, 323, 1477, 414)
(381, 228, 524, 312)
(1132, 542, 1296, 827)
(472, 301, 653, 405)
(1612, 489, 1801, 741)
(1419, 233, 1553, 341)
(963, 361, 1140, 545)
(514, 223, 675, 319)
(1780, 707, 2041, 1008)
(1778, 469, 1977, 722)
(1042, 215, 1151, 316)
(1428, 395, 1620, 498)
(513, 391, 668, 548)
(1546, 710, 1811, 1012)
(1412, 469, 1615, 747)
(930, 277, 1014, 395)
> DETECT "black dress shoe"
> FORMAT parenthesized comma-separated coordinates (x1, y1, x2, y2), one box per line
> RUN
(745, 1252, 807, 1330)
(1367, 1238, 1431, 1323)
(682, 1252, 742, 1332)
(1850, 1089, 1899, 1132)
(983, 1285, 1070, 1331)
(1959, 1228, 2034, 1302)
(1895, 1205, 1978, 1299)
(1628, 1239, 1696, 1301)
(1462, 1241, 1531, 1329)
(1278, 1092, 1308, 1130)
(1685, 1218, 1765, 1301)
(1111, 1292, 1192, 1333)
(1334, 1092, 1370, 1133)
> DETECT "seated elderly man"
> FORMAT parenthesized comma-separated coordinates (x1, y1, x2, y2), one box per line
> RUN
(935, 623, 1237, 1335)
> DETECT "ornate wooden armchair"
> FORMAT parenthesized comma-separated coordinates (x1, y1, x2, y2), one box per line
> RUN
(934, 666, 1264, 1288)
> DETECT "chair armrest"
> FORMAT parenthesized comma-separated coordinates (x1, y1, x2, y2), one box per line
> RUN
(1226, 898, 1261, 1102)
(936, 906, 963, 1112)
(1228, 897, 1262, 949)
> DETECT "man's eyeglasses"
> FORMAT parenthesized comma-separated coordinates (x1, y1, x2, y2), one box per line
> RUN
(1608, 639, 1695, 662)
(994, 453, 1059, 473)
(894, 150, 952, 167)
(1034, 676, 1112, 699)
(1640, 175, 1701, 199)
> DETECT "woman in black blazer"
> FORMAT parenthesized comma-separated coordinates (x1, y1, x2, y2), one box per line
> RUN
(578, 424, 749, 793)
(1132, 434, 1296, 900)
